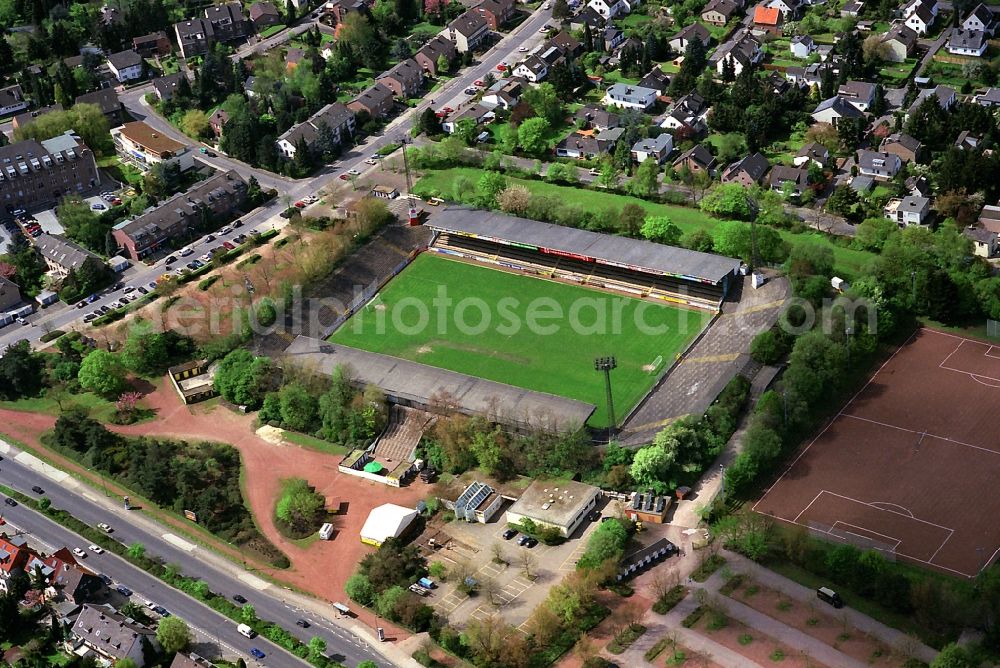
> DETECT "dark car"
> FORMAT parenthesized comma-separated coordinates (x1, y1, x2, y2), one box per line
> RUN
(295, 618, 310, 628)
(164, 255, 176, 265)
(116, 585, 133, 596)
(588, 511, 601, 522)
(31, 486, 43, 494)
(233, 220, 243, 228)
(250, 648, 265, 659)
(151, 605, 169, 616)
(502, 528, 517, 540)
(4, 498, 16, 507)
(523, 537, 538, 548)
(98, 573, 113, 586)
(137, 286, 148, 295)
(517, 534, 530, 546)
(233, 594, 247, 604)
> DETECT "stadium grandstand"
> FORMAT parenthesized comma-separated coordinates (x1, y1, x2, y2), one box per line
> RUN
(426, 208, 742, 311)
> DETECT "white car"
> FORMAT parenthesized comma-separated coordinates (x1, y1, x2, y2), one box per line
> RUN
(518, 46, 528, 52)
(347, 168, 360, 176)
(219, 226, 233, 235)
(364, 158, 377, 165)
(200, 254, 212, 263)
(72, 548, 87, 558)
(179, 247, 193, 257)
(88, 544, 103, 554)
(97, 523, 113, 532)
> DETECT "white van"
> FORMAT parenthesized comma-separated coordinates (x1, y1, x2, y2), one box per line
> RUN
(237, 623, 256, 638)
(319, 523, 334, 540)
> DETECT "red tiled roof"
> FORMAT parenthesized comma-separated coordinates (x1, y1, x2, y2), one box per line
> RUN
(753, 5, 781, 24)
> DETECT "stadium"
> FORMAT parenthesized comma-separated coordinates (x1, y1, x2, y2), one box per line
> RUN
(289, 208, 743, 432)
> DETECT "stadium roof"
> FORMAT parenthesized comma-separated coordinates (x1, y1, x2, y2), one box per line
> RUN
(360, 504, 418, 546)
(284, 336, 596, 431)
(427, 208, 741, 285)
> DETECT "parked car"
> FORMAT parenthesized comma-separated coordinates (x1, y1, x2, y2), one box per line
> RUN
(232, 219, 243, 228)
(523, 537, 538, 548)
(347, 168, 360, 176)
(518, 46, 528, 52)
(223, 241, 235, 250)
(88, 544, 103, 554)
(205, 234, 215, 242)
(98, 573, 113, 585)
(30, 486, 43, 494)
(502, 528, 517, 540)
(179, 247, 193, 256)
(151, 605, 169, 617)
(365, 158, 377, 165)
(219, 226, 232, 235)
(233, 594, 247, 604)
(116, 585, 133, 596)
(76, 301, 87, 309)
(294, 201, 306, 208)
(295, 619, 310, 628)
(123, 285, 135, 293)
(83, 313, 97, 323)
(97, 522, 113, 532)
(72, 548, 87, 558)
(147, 281, 157, 290)
(91, 203, 106, 210)
(474, 79, 484, 87)
(250, 648, 265, 660)
(136, 287, 148, 295)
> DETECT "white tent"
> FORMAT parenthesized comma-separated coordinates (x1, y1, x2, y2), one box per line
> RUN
(360, 504, 418, 547)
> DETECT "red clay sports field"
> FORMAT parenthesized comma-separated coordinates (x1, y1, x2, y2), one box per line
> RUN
(755, 328, 1000, 578)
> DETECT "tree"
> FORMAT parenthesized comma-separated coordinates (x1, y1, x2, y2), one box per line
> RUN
(552, 0, 570, 17)
(307, 636, 327, 659)
(640, 216, 681, 245)
(750, 329, 786, 365)
(620, 203, 645, 236)
(576, 518, 628, 570)
(853, 216, 898, 252)
(78, 350, 127, 397)
(277, 382, 319, 432)
(0, 340, 45, 400)
(700, 183, 754, 220)
(517, 117, 550, 156)
(521, 83, 563, 125)
(181, 109, 210, 139)
(14, 103, 112, 155)
(345, 573, 376, 606)
(213, 349, 272, 408)
(156, 616, 192, 654)
(127, 542, 146, 560)
(712, 220, 787, 264)
(477, 170, 508, 206)
(628, 159, 660, 197)
(115, 660, 140, 668)
(629, 438, 676, 491)
(498, 185, 532, 215)
(454, 118, 478, 146)
(275, 478, 326, 534)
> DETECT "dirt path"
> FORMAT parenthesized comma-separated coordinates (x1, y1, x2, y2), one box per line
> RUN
(0, 381, 429, 637)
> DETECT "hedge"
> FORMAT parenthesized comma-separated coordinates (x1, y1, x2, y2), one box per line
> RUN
(39, 330, 65, 343)
(198, 276, 220, 291)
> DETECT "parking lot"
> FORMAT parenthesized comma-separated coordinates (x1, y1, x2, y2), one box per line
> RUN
(426, 498, 613, 628)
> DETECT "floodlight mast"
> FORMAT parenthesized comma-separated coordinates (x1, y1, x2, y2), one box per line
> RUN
(594, 356, 617, 436)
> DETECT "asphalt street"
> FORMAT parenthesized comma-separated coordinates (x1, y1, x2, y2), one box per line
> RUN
(0, 438, 390, 668)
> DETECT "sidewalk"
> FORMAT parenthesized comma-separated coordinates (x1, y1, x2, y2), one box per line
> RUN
(720, 551, 938, 665)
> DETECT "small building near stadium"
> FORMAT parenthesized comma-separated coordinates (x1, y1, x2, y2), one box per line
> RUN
(360, 503, 419, 546)
(505, 479, 601, 537)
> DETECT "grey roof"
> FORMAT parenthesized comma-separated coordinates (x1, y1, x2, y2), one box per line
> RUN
(632, 133, 672, 154)
(885, 23, 918, 46)
(107, 49, 143, 71)
(965, 2, 996, 26)
(797, 142, 829, 159)
(791, 34, 815, 48)
(276, 102, 354, 145)
(857, 150, 900, 172)
(726, 151, 770, 181)
(883, 132, 921, 152)
(899, 195, 929, 212)
(448, 10, 488, 37)
(35, 234, 100, 270)
(516, 54, 547, 75)
(152, 72, 186, 99)
(73, 604, 155, 661)
(674, 22, 711, 44)
(377, 58, 424, 88)
(813, 95, 864, 118)
(12, 103, 63, 128)
(352, 82, 394, 109)
(0, 84, 24, 109)
(673, 144, 716, 170)
(605, 83, 658, 105)
(837, 80, 875, 102)
(638, 66, 670, 92)
(963, 226, 996, 243)
(75, 88, 122, 115)
(174, 18, 213, 39)
(948, 27, 985, 51)
(284, 336, 596, 431)
(976, 87, 1000, 104)
(427, 207, 740, 284)
(506, 480, 600, 528)
(417, 35, 457, 62)
(850, 174, 874, 192)
(770, 165, 808, 186)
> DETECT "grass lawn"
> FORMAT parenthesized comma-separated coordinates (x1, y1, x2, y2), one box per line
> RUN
(621, 13, 652, 28)
(416, 167, 875, 279)
(1, 391, 119, 422)
(329, 253, 712, 427)
(259, 24, 284, 38)
(282, 430, 350, 455)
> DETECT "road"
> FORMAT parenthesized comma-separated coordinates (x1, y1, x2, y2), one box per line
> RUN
(0, 437, 391, 667)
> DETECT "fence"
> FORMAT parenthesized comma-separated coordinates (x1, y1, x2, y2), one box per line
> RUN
(988, 319, 1000, 339)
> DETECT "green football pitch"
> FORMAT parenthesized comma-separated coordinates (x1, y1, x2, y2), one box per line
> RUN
(329, 254, 714, 427)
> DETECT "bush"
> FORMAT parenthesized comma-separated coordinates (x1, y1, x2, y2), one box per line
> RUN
(691, 554, 726, 582)
(682, 606, 705, 628)
(652, 585, 687, 614)
(39, 329, 65, 343)
(750, 329, 788, 365)
(198, 276, 219, 291)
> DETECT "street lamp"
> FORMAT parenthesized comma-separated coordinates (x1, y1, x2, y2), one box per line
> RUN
(594, 356, 617, 434)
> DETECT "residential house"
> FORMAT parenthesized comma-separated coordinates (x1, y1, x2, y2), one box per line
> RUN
(880, 132, 921, 163)
(549, 31, 583, 58)
(660, 91, 710, 136)
(980, 204, 1000, 235)
(442, 104, 493, 134)
(811, 96, 864, 127)
(672, 144, 716, 175)
(323, 0, 365, 24)
(669, 22, 711, 52)
(71, 605, 158, 667)
(841, 0, 864, 16)
(174, 19, 214, 59)
(0, 133, 100, 212)
(604, 83, 658, 110)
(414, 35, 458, 76)
(907, 84, 956, 118)
(513, 55, 548, 82)
(603, 26, 625, 50)
(209, 109, 228, 138)
(907, 174, 932, 198)
(721, 152, 770, 186)
(275, 102, 355, 159)
(769, 165, 809, 196)
(794, 142, 829, 168)
(702, 0, 740, 25)
(112, 171, 247, 260)
(964, 225, 997, 257)
(443, 11, 490, 52)
(249, 2, 283, 28)
(751, 4, 783, 35)
(570, 6, 605, 31)
(837, 80, 876, 112)
(49, 564, 104, 605)
(112, 121, 193, 172)
(35, 234, 103, 278)
(12, 104, 63, 131)
(947, 28, 986, 57)
(631, 133, 674, 164)
(955, 130, 980, 150)
(638, 66, 671, 95)
(587, 0, 635, 19)
(790, 34, 815, 58)
(132, 31, 171, 57)
(0, 534, 33, 592)
(851, 174, 874, 193)
(347, 82, 395, 119)
(106, 50, 144, 83)
(170, 654, 216, 668)
(574, 105, 620, 131)
(0, 276, 18, 312)
(376, 59, 424, 99)
(904, 3, 934, 33)
(975, 87, 1000, 106)
(481, 79, 524, 110)
(0, 85, 28, 116)
(152, 73, 186, 101)
(712, 30, 762, 76)
(205, 2, 249, 42)
(884, 195, 930, 226)
(555, 128, 624, 159)
(856, 149, 901, 180)
(75, 89, 125, 124)
(881, 24, 917, 62)
(767, 0, 799, 19)
(963, 3, 998, 35)
(474, 0, 515, 30)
